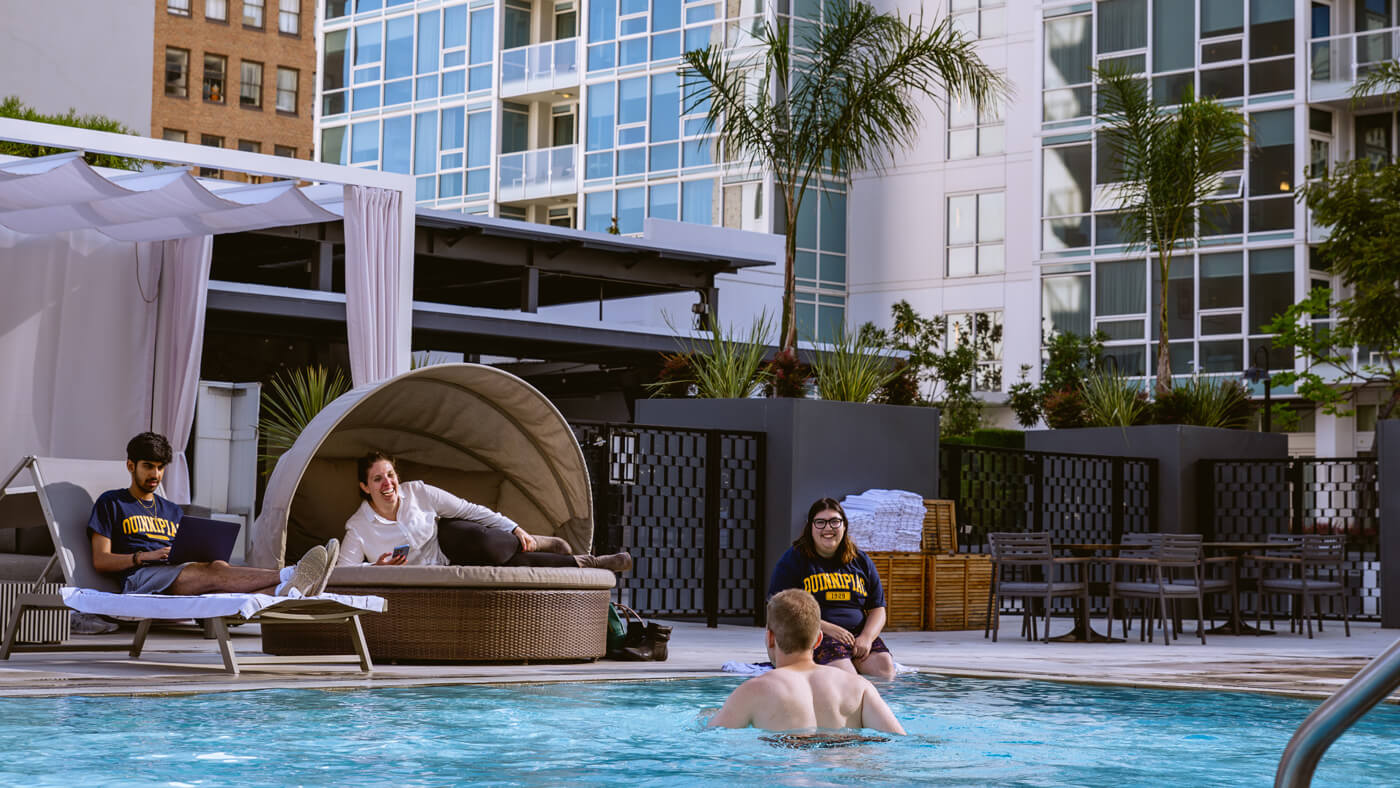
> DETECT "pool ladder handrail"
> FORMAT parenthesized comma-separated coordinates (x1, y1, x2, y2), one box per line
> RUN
(1275, 634, 1400, 787)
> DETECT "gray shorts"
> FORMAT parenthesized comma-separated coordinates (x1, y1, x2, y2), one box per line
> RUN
(122, 563, 192, 594)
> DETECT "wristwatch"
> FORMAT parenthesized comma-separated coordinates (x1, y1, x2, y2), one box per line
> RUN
(131, 551, 141, 567)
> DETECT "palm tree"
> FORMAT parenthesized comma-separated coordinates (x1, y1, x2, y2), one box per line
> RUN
(1095, 67, 1249, 393)
(680, 1, 1001, 353)
(1351, 60, 1400, 105)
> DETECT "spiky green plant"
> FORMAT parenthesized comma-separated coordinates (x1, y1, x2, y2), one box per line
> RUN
(648, 313, 775, 399)
(1173, 375, 1251, 429)
(1080, 369, 1150, 428)
(809, 329, 900, 403)
(259, 366, 351, 474)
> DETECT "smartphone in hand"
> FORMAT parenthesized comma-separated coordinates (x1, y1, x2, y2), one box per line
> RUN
(391, 544, 410, 561)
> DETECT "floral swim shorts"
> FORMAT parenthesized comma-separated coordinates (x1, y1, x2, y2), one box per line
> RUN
(813, 633, 890, 665)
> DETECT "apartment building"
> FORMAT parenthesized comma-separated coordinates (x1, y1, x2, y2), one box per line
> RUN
(313, 0, 1395, 455)
(155, 0, 317, 168)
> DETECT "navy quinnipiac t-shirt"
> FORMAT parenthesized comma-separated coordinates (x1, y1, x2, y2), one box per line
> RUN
(87, 489, 183, 578)
(767, 546, 886, 633)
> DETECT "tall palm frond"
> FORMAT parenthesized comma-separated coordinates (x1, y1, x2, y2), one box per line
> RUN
(681, 1, 1004, 352)
(1096, 65, 1248, 393)
(1350, 60, 1400, 107)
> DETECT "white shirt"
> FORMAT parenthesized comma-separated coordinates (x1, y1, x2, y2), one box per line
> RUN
(338, 480, 519, 566)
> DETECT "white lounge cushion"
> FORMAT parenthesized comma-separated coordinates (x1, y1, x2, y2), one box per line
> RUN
(60, 587, 386, 620)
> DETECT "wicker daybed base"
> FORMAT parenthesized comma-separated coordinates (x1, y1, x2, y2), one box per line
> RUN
(262, 585, 610, 662)
(260, 565, 615, 662)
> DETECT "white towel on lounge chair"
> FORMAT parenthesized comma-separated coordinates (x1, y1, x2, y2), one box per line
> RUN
(60, 588, 386, 620)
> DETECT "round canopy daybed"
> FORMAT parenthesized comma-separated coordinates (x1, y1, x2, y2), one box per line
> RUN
(251, 363, 613, 662)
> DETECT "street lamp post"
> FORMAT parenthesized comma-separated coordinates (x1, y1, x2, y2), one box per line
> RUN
(1243, 345, 1272, 433)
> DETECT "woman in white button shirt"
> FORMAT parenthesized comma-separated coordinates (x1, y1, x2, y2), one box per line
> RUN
(338, 451, 632, 572)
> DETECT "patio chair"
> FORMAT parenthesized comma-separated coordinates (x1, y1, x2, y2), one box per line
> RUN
(1104, 533, 1229, 646)
(0, 456, 384, 674)
(1252, 534, 1351, 639)
(984, 532, 1089, 643)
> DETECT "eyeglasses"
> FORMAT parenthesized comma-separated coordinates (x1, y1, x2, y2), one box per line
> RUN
(812, 517, 845, 530)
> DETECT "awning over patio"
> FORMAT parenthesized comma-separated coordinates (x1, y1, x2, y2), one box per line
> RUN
(0, 153, 338, 241)
(0, 118, 413, 502)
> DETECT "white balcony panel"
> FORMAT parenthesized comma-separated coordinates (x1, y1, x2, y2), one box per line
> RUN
(497, 144, 578, 202)
(500, 38, 580, 98)
(1309, 28, 1399, 103)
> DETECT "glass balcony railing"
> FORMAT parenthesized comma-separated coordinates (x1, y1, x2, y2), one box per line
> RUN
(497, 144, 578, 202)
(500, 38, 579, 97)
(1309, 27, 1399, 102)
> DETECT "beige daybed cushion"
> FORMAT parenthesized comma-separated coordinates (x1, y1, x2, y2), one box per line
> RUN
(326, 564, 616, 590)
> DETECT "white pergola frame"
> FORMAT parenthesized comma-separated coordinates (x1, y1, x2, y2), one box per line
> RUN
(0, 116, 417, 375)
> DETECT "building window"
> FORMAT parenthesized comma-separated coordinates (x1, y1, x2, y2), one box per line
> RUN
(950, 0, 1004, 39)
(164, 48, 190, 98)
(167, 0, 191, 16)
(946, 311, 1004, 391)
(274, 144, 297, 158)
(1043, 142, 1091, 250)
(240, 61, 263, 108)
(243, 0, 265, 28)
(947, 192, 1005, 277)
(276, 67, 299, 113)
(1043, 13, 1091, 121)
(199, 134, 223, 177)
(279, 0, 300, 35)
(237, 139, 260, 154)
(948, 93, 1003, 159)
(162, 129, 187, 143)
(203, 54, 226, 103)
(205, 0, 226, 21)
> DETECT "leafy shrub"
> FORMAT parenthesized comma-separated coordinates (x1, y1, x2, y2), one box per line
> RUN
(970, 428, 1025, 449)
(874, 359, 921, 406)
(652, 352, 698, 398)
(762, 348, 812, 398)
(1043, 387, 1088, 429)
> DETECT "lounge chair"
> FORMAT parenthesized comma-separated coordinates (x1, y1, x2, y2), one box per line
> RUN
(0, 456, 385, 674)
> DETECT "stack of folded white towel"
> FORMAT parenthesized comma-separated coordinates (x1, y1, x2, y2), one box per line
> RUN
(840, 489, 926, 552)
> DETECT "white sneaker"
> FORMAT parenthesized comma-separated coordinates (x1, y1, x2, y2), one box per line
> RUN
(313, 538, 340, 596)
(277, 545, 328, 597)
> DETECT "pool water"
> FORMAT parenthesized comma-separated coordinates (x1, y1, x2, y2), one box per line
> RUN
(3, 674, 1396, 787)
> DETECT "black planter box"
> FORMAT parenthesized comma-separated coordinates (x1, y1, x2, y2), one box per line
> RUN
(634, 398, 940, 590)
(1026, 425, 1287, 535)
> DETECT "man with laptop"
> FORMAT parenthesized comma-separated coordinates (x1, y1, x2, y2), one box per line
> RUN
(88, 432, 335, 596)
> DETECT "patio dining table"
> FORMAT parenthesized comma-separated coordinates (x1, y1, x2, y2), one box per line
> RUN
(1047, 543, 1146, 643)
(1203, 541, 1280, 636)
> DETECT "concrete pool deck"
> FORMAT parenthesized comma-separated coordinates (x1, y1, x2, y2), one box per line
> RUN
(0, 616, 1396, 701)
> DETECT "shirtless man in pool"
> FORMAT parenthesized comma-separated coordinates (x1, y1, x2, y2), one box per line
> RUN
(709, 589, 905, 735)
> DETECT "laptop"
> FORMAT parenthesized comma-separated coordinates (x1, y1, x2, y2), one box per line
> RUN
(164, 515, 241, 565)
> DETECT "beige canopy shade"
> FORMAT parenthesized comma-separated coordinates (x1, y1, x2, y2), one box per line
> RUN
(249, 363, 593, 567)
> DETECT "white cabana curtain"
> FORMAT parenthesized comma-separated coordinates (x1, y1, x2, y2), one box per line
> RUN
(0, 226, 158, 465)
(343, 185, 401, 387)
(150, 235, 213, 504)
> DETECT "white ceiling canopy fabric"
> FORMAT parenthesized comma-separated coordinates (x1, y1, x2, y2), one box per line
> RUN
(0, 152, 338, 241)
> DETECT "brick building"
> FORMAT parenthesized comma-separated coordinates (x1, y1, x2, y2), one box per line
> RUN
(153, 0, 316, 171)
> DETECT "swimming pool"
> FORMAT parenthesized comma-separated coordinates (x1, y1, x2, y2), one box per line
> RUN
(2, 675, 1394, 786)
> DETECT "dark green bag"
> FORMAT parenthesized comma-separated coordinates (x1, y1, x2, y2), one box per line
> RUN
(606, 603, 627, 653)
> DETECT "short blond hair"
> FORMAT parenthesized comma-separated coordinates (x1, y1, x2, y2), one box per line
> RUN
(767, 589, 821, 653)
